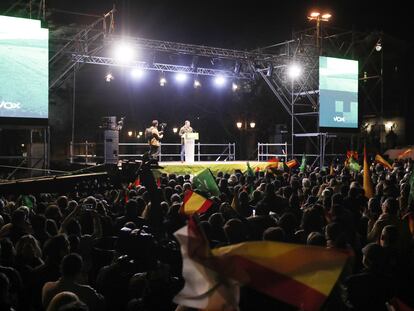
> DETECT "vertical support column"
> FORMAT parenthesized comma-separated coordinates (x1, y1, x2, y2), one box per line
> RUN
(291, 79, 294, 158)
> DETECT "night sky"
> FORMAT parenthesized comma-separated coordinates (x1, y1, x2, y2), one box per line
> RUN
(1, 1, 413, 160)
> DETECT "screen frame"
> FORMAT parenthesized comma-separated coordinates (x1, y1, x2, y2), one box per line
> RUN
(318, 56, 360, 133)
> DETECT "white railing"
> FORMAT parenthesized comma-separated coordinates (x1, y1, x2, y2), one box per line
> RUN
(119, 142, 236, 162)
(69, 141, 236, 164)
(257, 142, 288, 161)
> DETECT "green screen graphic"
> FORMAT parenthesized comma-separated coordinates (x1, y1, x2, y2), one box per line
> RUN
(319, 56, 358, 128)
(0, 16, 48, 119)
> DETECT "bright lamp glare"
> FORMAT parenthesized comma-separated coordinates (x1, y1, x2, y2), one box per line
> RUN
(160, 77, 167, 86)
(214, 76, 226, 87)
(173, 127, 178, 133)
(131, 68, 144, 79)
(175, 73, 188, 83)
(194, 79, 201, 88)
(114, 43, 135, 64)
(236, 122, 243, 129)
(287, 64, 301, 79)
(250, 122, 256, 129)
(105, 73, 114, 82)
(232, 82, 238, 91)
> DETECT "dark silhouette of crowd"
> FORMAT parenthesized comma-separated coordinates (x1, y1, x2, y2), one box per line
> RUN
(0, 157, 414, 311)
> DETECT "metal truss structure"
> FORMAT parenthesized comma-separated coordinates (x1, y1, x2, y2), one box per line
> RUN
(254, 26, 383, 166)
(71, 54, 255, 79)
(44, 7, 382, 165)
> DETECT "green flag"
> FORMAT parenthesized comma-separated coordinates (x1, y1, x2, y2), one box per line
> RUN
(22, 195, 33, 209)
(246, 162, 255, 178)
(299, 155, 306, 173)
(409, 171, 414, 205)
(348, 157, 361, 173)
(192, 168, 221, 197)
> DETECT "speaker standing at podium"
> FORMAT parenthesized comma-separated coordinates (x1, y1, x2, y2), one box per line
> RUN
(179, 120, 193, 162)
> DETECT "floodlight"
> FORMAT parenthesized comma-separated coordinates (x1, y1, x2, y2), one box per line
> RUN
(173, 127, 178, 133)
(160, 77, 167, 87)
(175, 73, 188, 83)
(236, 122, 242, 129)
(114, 42, 135, 64)
(321, 13, 332, 20)
(232, 82, 238, 92)
(194, 79, 201, 88)
(128, 131, 133, 137)
(375, 39, 382, 52)
(214, 76, 226, 87)
(105, 73, 114, 82)
(287, 64, 302, 79)
(131, 68, 144, 79)
(250, 122, 256, 129)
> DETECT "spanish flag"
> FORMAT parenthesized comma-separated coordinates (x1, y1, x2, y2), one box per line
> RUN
(375, 154, 393, 170)
(285, 159, 299, 169)
(397, 148, 412, 160)
(175, 219, 350, 311)
(363, 145, 374, 199)
(180, 190, 213, 215)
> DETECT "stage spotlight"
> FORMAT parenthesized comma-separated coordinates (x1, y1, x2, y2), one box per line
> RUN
(214, 75, 226, 87)
(287, 64, 301, 79)
(131, 68, 144, 79)
(105, 73, 114, 82)
(173, 127, 178, 133)
(175, 72, 188, 83)
(236, 122, 243, 129)
(250, 122, 256, 129)
(114, 42, 135, 64)
(375, 39, 382, 52)
(194, 79, 201, 88)
(232, 82, 238, 92)
(160, 77, 167, 87)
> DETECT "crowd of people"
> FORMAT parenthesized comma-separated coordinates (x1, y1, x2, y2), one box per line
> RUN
(0, 156, 413, 311)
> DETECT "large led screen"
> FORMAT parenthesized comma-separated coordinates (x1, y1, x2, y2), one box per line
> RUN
(0, 16, 48, 119)
(319, 56, 358, 128)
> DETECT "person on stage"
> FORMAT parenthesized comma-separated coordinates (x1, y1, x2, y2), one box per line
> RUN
(147, 120, 163, 159)
(179, 120, 193, 162)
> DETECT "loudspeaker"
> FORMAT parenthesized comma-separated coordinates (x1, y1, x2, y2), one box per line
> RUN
(104, 130, 119, 164)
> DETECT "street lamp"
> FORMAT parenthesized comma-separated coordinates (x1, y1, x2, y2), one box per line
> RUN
(307, 11, 332, 49)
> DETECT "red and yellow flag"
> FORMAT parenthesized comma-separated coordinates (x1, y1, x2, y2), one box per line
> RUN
(285, 159, 299, 169)
(397, 148, 412, 160)
(363, 145, 374, 199)
(375, 154, 392, 170)
(175, 219, 350, 311)
(180, 190, 213, 215)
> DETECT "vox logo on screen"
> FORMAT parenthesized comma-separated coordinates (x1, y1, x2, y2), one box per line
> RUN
(0, 101, 21, 110)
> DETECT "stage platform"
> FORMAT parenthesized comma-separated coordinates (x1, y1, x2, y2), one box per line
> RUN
(154, 161, 269, 176)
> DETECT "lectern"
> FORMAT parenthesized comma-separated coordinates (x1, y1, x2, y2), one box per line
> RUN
(183, 132, 199, 163)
